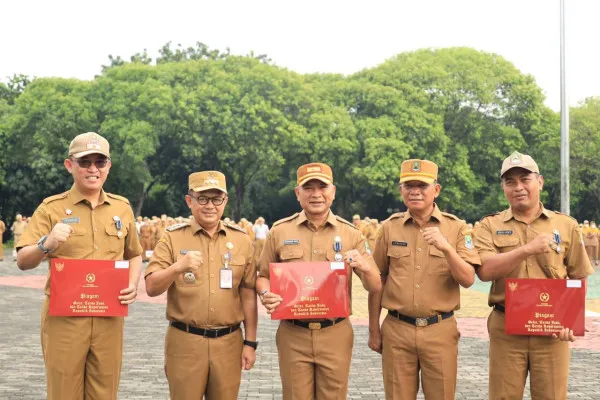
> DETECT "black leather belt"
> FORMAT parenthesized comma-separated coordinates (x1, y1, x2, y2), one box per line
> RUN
(286, 317, 346, 330)
(170, 321, 240, 338)
(493, 304, 505, 313)
(388, 310, 454, 327)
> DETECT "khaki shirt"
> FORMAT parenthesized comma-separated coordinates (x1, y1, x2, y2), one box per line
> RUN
(145, 219, 256, 328)
(373, 205, 480, 318)
(0, 220, 5, 235)
(12, 221, 27, 236)
(475, 204, 594, 306)
(258, 210, 376, 315)
(17, 186, 142, 295)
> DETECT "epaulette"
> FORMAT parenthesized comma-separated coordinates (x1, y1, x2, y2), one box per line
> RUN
(336, 216, 358, 230)
(441, 211, 460, 221)
(553, 210, 579, 224)
(106, 193, 131, 204)
(273, 213, 299, 227)
(224, 221, 246, 234)
(42, 192, 68, 204)
(383, 212, 405, 224)
(166, 222, 190, 232)
(479, 212, 500, 222)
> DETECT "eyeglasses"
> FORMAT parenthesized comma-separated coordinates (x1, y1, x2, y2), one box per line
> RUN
(192, 196, 225, 206)
(71, 158, 110, 169)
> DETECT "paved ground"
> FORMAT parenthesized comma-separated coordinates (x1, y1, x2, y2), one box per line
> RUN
(1, 256, 599, 399)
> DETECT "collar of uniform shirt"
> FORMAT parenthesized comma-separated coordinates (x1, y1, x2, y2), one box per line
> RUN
(68, 185, 111, 206)
(296, 210, 338, 228)
(190, 218, 228, 236)
(401, 203, 443, 225)
(503, 202, 552, 222)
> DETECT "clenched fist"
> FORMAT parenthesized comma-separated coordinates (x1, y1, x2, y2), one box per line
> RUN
(44, 223, 74, 252)
(176, 250, 203, 274)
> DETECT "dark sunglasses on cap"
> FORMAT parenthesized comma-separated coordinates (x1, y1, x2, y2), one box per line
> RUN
(71, 157, 110, 169)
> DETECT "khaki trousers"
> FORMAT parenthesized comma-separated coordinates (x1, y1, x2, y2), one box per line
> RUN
(41, 298, 124, 400)
(165, 325, 243, 400)
(254, 238, 266, 262)
(382, 313, 459, 400)
(276, 319, 354, 400)
(488, 309, 570, 400)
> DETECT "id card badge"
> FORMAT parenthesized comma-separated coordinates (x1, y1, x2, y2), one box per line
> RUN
(220, 268, 233, 289)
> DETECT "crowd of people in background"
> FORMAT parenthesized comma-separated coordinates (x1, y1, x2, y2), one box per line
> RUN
(1, 212, 599, 269)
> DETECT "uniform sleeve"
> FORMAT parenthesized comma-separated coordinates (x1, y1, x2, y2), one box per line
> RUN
(474, 218, 497, 264)
(566, 224, 594, 279)
(145, 233, 174, 277)
(123, 207, 143, 260)
(455, 222, 481, 267)
(258, 230, 278, 279)
(240, 238, 257, 289)
(372, 224, 389, 276)
(352, 228, 378, 274)
(16, 204, 51, 250)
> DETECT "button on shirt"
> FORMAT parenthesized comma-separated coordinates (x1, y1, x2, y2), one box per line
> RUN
(475, 204, 594, 307)
(373, 205, 480, 318)
(145, 219, 256, 328)
(17, 186, 142, 295)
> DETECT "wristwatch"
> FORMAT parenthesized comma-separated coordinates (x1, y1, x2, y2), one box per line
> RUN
(259, 289, 268, 302)
(37, 235, 54, 254)
(243, 340, 258, 350)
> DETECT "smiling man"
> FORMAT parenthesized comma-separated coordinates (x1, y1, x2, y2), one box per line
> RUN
(475, 151, 594, 399)
(369, 159, 480, 400)
(16, 132, 143, 400)
(255, 162, 381, 400)
(145, 170, 257, 400)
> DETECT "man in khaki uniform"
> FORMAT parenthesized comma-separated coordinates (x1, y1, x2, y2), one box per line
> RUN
(11, 214, 27, 260)
(0, 218, 6, 260)
(256, 162, 382, 400)
(145, 171, 258, 400)
(140, 221, 155, 261)
(16, 132, 143, 400)
(475, 151, 594, 400)
(369, 159, 480, 400)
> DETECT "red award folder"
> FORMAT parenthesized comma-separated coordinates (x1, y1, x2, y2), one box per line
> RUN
(49, 258, 130, 317)
(504, 278, 586, 336)
(269, 262, 350, 320)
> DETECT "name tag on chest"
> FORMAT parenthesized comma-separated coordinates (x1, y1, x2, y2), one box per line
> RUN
(391, 241, 408, 247)
(61, 217, 80, 224)
(496, 230, 513, 235)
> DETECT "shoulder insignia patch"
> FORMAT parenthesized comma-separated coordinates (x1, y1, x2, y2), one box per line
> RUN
(273, 213, 299, 227)
(335, 216, 358, 230)
(106, 193, 131, 204)
(42, 192, 68, 204)
(224, 222, 246, 233)
(166, 222, 190, 232)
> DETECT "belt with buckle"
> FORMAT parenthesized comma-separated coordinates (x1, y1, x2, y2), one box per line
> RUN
(493, 304, 505, 313)
(388, 310, 454, 327)
(170, 321, 240, 338)
(287, 318, 346, 330)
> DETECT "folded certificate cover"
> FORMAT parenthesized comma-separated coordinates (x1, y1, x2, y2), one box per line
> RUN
(49, 258, 129, 317)
(504, 278, 586, 336)
(269, 262, 350, 320)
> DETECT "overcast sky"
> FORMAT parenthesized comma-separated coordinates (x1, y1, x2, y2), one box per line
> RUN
(1, 0, 598, 111)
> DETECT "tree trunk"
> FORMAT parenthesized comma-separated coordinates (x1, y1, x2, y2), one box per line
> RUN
(134, 180, 157, 217)
(235, 181, 245, 222)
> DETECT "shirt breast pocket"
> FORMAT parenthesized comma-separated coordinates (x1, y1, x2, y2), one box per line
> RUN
(104, 224, 128, 255)
(278, 246, 304, 262)
(226, 254, 246, 287)
(428, 247, 449, 275)
(492, 236, 520, 253)
(387, 247, 411, 278)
